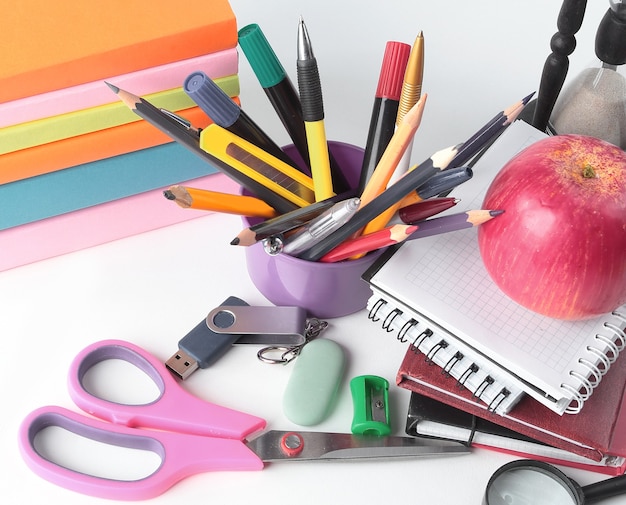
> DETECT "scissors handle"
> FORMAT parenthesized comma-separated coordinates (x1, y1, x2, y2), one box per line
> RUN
(19, 406, 264, 501)
(68, 340, 266, 439)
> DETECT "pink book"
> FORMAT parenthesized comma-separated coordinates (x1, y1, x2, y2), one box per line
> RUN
(0, 173, 238, 272)
(0, 48, 237, 128)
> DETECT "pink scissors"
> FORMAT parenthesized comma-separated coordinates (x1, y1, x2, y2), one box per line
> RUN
(18, 339, 468, 501)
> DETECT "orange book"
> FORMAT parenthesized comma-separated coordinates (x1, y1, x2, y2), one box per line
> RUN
(1, 0, 236, 103)
(0, 102, 241, 185)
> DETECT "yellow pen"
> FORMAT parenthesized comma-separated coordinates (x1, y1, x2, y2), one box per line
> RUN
(296, 16, 334, 201)
(199, 124, 317, 207)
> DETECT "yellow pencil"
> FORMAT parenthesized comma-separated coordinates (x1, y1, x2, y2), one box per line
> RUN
(163, 185, 277, 218)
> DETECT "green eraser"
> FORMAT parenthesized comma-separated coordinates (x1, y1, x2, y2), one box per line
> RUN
(282, 339, 345, 426)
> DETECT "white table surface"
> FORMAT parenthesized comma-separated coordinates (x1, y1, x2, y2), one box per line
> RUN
(3, 1, 623, 504)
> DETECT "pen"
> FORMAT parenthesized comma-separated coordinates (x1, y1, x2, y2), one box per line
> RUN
(319, 223, 417, 263)
(297, 16, 334, 201)
(404, 209, 504, 241)
(105, 82, 298, 214)
(163, 185, 277, 219)
(230, 190, 356, 246)
(398, 197, 459, 224)
(398, 165, 473, 207)
(238, 23, 350, 194)
(389, 31, 425, 184)
(183, 70, 300, 170)
(198, 124, 317, 208)
(263, 197, 360, 257)
(297, 144, 459, 262)
(357, 41, 411, 195)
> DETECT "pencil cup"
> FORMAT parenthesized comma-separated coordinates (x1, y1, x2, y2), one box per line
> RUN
(241, 141, 383, 319)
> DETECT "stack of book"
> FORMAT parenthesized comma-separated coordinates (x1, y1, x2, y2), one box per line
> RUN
(0, 0, 240, 271)
(363, 119, 626, 475)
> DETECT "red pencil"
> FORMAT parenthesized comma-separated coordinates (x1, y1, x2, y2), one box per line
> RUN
(319, 224, 418, 263)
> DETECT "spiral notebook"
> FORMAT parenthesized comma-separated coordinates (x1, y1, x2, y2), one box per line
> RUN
(363, 119, 626, 416)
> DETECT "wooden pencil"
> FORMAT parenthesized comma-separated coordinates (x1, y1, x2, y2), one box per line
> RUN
(163, 185, 277, 218)
(320, 224, 417, 263)
(404, 209, 504, 241)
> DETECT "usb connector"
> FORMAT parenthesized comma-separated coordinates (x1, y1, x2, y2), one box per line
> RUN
(165, 348, 199, 380)
(165, 296, 249, 380)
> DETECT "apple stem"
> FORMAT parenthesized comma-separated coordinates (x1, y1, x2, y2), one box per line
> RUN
(582, 163, 597, 178)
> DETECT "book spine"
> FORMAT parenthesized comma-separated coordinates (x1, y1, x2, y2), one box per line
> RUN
(366, 294, 525, 415)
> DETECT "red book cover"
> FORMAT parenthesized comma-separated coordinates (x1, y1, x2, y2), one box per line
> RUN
(397, 344, 626, 464)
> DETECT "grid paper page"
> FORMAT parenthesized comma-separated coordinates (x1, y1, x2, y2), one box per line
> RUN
(370, 120, 625, 409)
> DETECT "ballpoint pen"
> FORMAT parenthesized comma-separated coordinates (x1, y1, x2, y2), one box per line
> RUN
(263, 197, 360, 257)
(106, 82, 299, 214)
(389, 31, 425, 184)
(230, 191, 353, 246)
(357, 40, 411, 195)
(183, 70, 301, 170)
(238, 23, 349, 193)
(296, 16, 334, 201)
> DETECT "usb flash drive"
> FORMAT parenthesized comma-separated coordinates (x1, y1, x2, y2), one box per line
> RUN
(165, 296, 249, 380)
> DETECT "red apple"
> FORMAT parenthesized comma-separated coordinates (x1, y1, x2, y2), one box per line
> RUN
(478, 134, 626, 320)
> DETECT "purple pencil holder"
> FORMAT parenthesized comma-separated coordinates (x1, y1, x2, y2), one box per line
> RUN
(241, 141, 382, 319)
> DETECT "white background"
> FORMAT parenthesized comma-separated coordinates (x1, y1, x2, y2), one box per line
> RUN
(2, 1, 623, 504)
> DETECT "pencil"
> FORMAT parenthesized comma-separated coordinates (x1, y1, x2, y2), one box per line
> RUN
(163, 185, 277, 218)
(404, 209, 504, 241)
(359, 94, 427, 207)
(297, 144, 458, 262)
(319, 224, 417, 263)
(357, 40, 411, 194)
(297, 16, 333, 201)
(105, 81, 298, 214)
(449, 92, 535, 169)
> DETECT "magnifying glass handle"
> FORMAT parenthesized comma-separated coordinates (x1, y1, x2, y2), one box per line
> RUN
(582, 474, 626, 504)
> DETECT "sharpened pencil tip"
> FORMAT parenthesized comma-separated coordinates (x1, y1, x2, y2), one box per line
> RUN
(522, 91, 536, 105)
(230, 237, 240, 246)
(104, 81, 120, 94)
(163, 190, 175, 200)
(489, 209, 505, 216)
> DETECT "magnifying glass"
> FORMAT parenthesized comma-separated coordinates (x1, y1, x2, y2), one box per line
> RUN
(484, 459, 626, 505)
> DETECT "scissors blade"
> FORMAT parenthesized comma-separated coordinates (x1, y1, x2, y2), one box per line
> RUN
(245, 430, 469, 462)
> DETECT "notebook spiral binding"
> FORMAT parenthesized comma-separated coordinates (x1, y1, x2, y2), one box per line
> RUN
(367, 296, 522, 415)
(561, 310, 626, 414)
(368, 294, 626, 416)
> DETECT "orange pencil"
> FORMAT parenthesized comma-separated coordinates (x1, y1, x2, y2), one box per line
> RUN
(163, 185, 277, 218)
(358, 94, 427, 208)
(319, 224, 417, 263)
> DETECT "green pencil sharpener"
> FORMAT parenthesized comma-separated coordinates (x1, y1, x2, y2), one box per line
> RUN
(350, 375, 391, 436)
